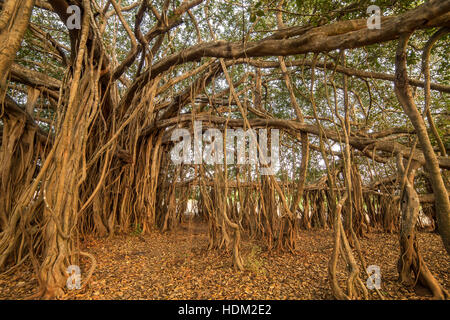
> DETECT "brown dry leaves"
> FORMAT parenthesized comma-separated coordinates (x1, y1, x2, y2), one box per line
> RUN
(0, 222, 448, 300)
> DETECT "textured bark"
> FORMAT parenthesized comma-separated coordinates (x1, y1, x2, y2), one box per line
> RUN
(394, 34, 450, 255)
(0, 0, 35, 92)
(396, 156, 448, 299)
(35, 0, 97, 298)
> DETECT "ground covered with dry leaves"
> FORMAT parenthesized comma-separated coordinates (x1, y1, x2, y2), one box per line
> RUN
(0, 220, 448, 300)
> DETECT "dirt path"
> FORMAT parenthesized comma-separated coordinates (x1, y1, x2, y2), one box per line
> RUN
(0, 221, 448, 299)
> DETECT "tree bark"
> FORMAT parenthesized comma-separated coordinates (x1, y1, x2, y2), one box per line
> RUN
(0, 0, 35, 92)
(396, 155, 448, 299)
(394, 33, 450, 255)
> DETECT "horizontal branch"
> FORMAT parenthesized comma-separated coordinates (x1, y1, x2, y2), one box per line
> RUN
(1, 95, 52, 144)
(240, 58, 450, 93)
(141, 114, 450, 170)
(147, 1, 450, 79)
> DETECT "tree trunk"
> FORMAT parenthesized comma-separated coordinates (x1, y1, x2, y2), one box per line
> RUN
(396, 155, 448, 299)
(394, 33, 450, 255)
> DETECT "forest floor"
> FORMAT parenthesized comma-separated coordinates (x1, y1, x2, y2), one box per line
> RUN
(0, 220, 448, 300)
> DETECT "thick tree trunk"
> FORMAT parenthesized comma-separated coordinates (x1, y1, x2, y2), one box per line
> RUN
(0, 0, 35, 92)
(0, 0, 36, 229)
(36, 0, 97, 298)
(394, 33, 450, 255)
(396, 155, 448, 299)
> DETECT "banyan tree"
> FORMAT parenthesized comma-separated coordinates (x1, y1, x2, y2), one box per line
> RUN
(0, 0, 449, 299)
